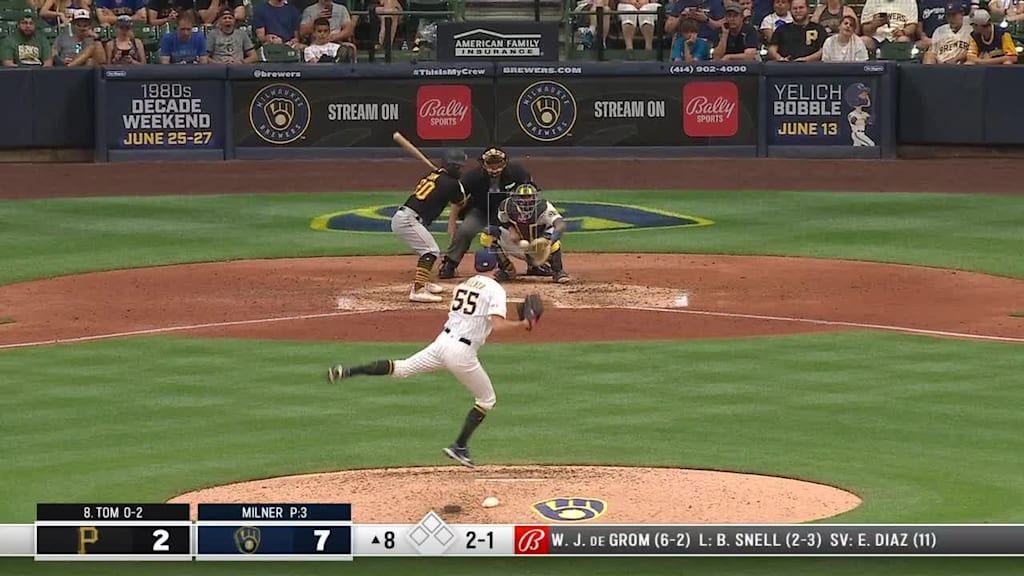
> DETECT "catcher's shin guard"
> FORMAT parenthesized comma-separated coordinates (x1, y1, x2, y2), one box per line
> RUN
(549, 247, 570, 283)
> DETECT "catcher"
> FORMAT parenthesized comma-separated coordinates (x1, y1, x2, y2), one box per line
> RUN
(483, 183, 570, 284)
(327, 275, 543, 468)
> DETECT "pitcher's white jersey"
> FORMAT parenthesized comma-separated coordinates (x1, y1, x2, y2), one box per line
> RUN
(931, 23, 971, 63)
(444, 275, 508, 346)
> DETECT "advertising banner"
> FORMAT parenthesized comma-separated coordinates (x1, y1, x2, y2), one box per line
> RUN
(767, 77, 881, 148)
(436, 21, 561, 62)
(105, 79, 225, 150)
(493, 76, 758, 147)
(232, 79, 494, 148)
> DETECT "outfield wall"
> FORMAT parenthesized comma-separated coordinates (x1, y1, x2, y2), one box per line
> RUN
(2, 61, 1018, 161)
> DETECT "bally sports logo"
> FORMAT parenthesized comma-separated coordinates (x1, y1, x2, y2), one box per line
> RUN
(514, 526, 550, 554)
(416, 85, 472, 141)
(683, 82, 739, 138)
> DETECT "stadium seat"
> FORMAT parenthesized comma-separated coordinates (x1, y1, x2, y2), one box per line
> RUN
(258, 43, 300, 62)
(879, 41, 913, 61)
(0, 7, 33, 21)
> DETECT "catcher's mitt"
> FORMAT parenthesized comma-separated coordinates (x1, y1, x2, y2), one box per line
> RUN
(525, 238, 552, 265)
(517, 294, 544, 330)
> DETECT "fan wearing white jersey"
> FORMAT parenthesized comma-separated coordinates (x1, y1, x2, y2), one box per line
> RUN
(326, 275, 533, 468)
(923, 2, 971, 64)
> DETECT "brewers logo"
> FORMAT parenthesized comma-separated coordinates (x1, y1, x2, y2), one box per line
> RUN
(516, 80, 577, 142)
(234, 526, 262, 554)
(249, 83, 310, 145)
(531, 497, 607, 522)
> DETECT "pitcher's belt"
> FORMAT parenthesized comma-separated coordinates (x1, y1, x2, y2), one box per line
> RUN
(444, 327, 472, 346)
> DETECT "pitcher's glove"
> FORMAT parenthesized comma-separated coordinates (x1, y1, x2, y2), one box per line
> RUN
(517, 294, 544, 330)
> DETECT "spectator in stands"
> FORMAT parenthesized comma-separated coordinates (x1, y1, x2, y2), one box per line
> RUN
(923, 2, 970, 63)
(860, 0, 919, 52)
(812, 0, 858, 36)
(106, 14, 147, 63)
(97, 0, 147, 25)
(1, 14, 54, 66)
(768, 0, 826, 59)
(40, 0, 92, 26)
(195, 0, 246, 25)
(966, 8, 1018, 63)
(254, 0, 303, 49)
(672, 17, 712, 58)
(667, 0, 725, 44)
(304, 15, 355, 61)
(989, 0, 1024, 20)
(374, 0, 402, 49)
(713, 1, 759, 58)
(759, 0, 791, 43)
(300, 0, 357, 44)
(915, 0, 950, 50)
(207, 7, 256, 62)
(54, 9, 106, 66)
(581, 0, 613, 50)
(821, 14, 869, 59)
(739, 0, 753, 24)
(160, 9, 209, 63)
(148, 0, 194, 27)
(618, 0, 663, 52)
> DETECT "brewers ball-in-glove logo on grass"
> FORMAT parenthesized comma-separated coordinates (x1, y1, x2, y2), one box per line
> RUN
(517, 80, 577, 142)
(532, 497, 607, 522)
(233, 526, 261, 554)
(249, 83, 311, 145)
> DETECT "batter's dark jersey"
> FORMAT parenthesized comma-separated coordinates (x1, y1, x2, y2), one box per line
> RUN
(460, 163, 532, 225)
(403, 169, 466, 227)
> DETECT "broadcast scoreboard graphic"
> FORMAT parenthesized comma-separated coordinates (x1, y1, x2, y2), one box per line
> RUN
(0, 504, 1021, 559)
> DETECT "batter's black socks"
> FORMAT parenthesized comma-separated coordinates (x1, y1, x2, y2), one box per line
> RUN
(348, 360, 393, 377)
(455, 405, 487, 448)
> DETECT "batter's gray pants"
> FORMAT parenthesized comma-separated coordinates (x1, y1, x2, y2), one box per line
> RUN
(445, 208, 488, 264)
(391, 206, 439, 257)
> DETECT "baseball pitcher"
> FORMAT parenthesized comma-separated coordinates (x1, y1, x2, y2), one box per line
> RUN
(391, 149, 468, 303)
(327, 275, 544, 468)
(485, 183, 570, 284)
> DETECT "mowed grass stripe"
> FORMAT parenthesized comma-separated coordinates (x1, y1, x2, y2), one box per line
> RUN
(1, 190, 1023, 285)
(1, 333, 1021, 527)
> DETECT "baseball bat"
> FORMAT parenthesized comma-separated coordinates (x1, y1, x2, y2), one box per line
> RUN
(392, 131, 438, 171)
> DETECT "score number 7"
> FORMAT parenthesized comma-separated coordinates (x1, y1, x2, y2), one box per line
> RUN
(314, 529, 331, 552)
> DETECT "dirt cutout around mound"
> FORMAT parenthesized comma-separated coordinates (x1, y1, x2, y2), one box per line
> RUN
(169, 466, 862, 524)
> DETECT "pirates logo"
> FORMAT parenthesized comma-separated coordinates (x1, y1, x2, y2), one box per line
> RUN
(249, 83, 310, 145)
(234, 526, 262, 554)
(516, 81, 577, 142)
(531, 497, 607, 523)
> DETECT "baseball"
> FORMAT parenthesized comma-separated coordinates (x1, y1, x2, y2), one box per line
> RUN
(519, 240, 529, 248)
(482, 496, 500, 508)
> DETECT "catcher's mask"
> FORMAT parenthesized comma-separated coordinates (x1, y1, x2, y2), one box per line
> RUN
(442, 148, 468, 179)
(510, 183, 539, 224)
(480, 147, 508, 177)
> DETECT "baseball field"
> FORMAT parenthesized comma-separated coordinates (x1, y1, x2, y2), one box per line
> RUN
(0, 158, 1022, 575)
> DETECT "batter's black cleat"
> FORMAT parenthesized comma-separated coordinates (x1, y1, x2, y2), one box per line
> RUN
(494, 267, 516, 282)
(327, 365, 349, 384)
(438, 258, 457, 279)
(526, 264, 553, 277)
(444, 444, 474, 468)
(552, 270, 570, 284)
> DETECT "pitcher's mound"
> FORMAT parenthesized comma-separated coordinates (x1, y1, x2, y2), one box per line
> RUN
(169, 465, 861, 524)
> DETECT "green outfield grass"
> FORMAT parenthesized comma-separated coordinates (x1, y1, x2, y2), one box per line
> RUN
(1, 190, 1022, 285)
(1, 189, 1022, 576)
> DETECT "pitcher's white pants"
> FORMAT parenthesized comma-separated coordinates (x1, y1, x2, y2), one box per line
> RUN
(392, 331, 496, 410)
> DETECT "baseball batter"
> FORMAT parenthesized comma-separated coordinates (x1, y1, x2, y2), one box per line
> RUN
(490, 183, 570, 283)
(391, 149, 468, 303)
(327, 275, 539, 467)
(845, 83, 875, 147)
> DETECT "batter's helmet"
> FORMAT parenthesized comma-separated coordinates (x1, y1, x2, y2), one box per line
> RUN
(474, 248, 498, 272)
(845, 83, 871, 108)
(442, 148, 468, 179)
